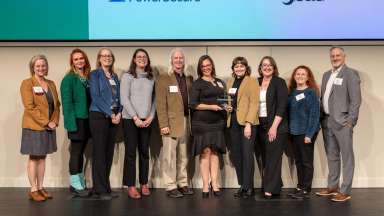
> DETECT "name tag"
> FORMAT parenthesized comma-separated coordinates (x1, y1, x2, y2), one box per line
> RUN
(109, 79, 117, 86)
(295, 93, 305, 101)
(33, 86, 44, 93)
(217, 82, 224, 88)
(334, 78, 343, 85)
(228, 88, 237, 95)
(169, 85, 178, 93)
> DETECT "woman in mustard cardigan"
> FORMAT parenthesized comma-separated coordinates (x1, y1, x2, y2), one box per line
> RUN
(60, 48, 91, 197)
(20, 54, 60, 202)
(227, 56, 260, 199)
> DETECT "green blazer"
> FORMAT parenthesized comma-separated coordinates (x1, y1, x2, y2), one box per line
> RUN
(60, 72, 90, 132)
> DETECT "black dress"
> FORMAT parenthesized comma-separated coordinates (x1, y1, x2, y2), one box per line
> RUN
(189, 78, 227, 156)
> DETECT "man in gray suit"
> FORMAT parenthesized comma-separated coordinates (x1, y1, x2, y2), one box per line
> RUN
(316, 47, 361, 202)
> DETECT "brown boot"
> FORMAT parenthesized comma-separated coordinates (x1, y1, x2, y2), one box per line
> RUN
(29, 191, 46, 202)
(38, 189, 53, 199)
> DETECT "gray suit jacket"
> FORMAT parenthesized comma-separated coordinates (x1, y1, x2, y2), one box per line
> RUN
(320, 65, 361, 129)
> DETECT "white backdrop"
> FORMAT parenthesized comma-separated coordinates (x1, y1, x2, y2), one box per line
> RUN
(0, 42, 383, 188)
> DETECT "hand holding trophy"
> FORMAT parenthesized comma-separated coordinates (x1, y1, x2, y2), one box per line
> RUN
(217, 91, 233, 113)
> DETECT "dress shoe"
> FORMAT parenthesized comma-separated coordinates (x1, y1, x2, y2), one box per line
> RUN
(315, 188, 339, 196)
(110, 191, 119, 198)
(291, 190, 310, 200)
(141, 184, 151, 196)
(29, 191, 46, 202)
(91, 193, 113, 200)
(127, 187, 141, 199)
(167, 189, 184, 198)
(202, 191, 209, 198)
(38, 189, 53, 199)
(234, 188, 244, 198)
(178, 186, 194, 195)
(242, 189, 255, 199)
(288, 188, 301, 197)
(263, 192, 272, 199)
(331, 192, 351, 202)
(70, 186, 90, 198)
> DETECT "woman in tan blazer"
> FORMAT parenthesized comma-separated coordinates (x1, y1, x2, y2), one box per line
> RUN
(227, 56, 259, 198)
(20, 55, 60, 202)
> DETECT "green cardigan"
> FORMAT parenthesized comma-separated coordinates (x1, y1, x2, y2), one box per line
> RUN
(60, 72, 90, 132)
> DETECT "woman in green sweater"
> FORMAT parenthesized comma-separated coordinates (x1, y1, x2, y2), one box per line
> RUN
(60, 48, 91, 197)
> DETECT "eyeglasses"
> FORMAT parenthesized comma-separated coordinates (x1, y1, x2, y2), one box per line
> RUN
(100, 55, 113, 58)
(201, 64, 212, 68)
(136, 55, 148, 59)
(261, 64, 273, 68)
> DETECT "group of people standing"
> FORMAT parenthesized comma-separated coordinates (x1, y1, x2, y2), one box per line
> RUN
(20, 46, 361, 203)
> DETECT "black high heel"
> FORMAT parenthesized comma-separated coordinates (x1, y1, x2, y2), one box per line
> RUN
(202, 192, 209, 198)
(210, 182, 221, 197)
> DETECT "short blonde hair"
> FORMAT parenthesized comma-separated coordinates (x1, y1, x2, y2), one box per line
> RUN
(29, 54, 48, 76)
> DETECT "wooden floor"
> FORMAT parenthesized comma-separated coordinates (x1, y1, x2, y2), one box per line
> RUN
(0, 188, 382, 216)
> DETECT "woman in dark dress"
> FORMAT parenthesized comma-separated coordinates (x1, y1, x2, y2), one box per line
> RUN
(189, 55, 228, 198)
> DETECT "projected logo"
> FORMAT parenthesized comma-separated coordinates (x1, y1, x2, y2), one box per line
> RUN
(283, 0, 324, 5)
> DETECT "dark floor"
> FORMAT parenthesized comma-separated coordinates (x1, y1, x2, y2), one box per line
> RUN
(0, 188, 382, 216)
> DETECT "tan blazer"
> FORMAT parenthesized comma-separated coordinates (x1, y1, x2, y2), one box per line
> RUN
(226, 76, 260, 127)
(155, 72, 193, 137)
(20, 77, 60, 131)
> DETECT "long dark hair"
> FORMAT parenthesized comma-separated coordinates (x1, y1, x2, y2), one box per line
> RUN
(128, 48, 153, 80)
(197, 55, 216, 78)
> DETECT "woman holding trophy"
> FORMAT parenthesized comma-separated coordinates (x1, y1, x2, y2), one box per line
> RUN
(189, 55, 229, 198)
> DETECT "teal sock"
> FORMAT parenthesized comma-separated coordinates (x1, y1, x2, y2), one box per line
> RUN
(78, 173, 86, 188)
(70, 174, 84, 190)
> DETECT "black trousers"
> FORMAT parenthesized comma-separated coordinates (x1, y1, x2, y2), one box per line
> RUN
(256, 119, 287, 194)
(229, 115, 256, 190)
(291, 133, 318, 192)
(122, 119, 151, 187)
(69, 139, 88, 175)
(68, 118, 90, 175)
(89, 111, 117, 194)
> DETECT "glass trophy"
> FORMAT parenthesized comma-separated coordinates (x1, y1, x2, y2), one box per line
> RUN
(217, 92, 233, 111)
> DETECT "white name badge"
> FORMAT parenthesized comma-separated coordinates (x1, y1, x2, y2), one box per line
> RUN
(169, 85, 179, 93)
(217, 82, 224, 88)
(295, 93, 305, 101)
(228, 88, 237, 95)
(334, 78, 343, 85)
(33, 86, 44, 93)
(109, 79, 117, 86)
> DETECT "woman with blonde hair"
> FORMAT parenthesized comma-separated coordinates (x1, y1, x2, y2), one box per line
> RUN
(89, 48, 122, 200)
(20, 54, 60, 201)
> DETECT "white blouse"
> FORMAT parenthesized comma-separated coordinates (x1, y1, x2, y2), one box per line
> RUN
(259, 89, 267, 117)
